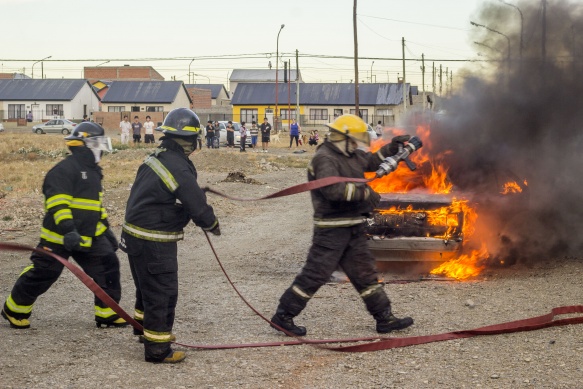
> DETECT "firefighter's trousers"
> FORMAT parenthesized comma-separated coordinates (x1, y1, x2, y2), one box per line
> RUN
(278, 223, 391, 317)
(123, 233, 178, 362)
(3, 236, 122, 322)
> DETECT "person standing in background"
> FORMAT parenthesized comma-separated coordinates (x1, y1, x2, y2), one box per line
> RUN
(239, 121, 247, 152)
(205, 120, 215, 149)
(260, 117, 272, 153)
(289, 119, 300, 149)
(143, 116, 156, 144)
(132, 116, 143, 145)
(119, 115, 131, 145)
(226, 121, 235, 148)
(250, 121, 259, 151)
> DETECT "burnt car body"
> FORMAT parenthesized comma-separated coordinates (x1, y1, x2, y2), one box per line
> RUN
(366, 193, 464, 261)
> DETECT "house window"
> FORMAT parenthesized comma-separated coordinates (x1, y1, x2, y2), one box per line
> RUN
(46, 104, 64, 117)
(309, 109, 328, 120)
(8, 104, 25, 119)
(333, 109, 343, 118)
(376, 109, 393, 116)
(349, 109, 368, 123)
(280, 109, 297, 120)
(240, 109, 258, 123)
(108, 106, 125, 112)
(146, 106, 164, 112)
(131, 106, 140, 112)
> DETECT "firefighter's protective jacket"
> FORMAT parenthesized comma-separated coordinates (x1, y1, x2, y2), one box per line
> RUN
(308, 140, 387, 227)
(122, 138, 217, 242)
(40, 146, 108, 248)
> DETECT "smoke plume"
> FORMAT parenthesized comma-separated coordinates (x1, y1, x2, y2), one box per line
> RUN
(416, 0, 583, 263)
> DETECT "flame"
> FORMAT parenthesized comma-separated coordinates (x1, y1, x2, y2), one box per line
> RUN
(368, 124, 489, 280)
(429, 244, 489, 280)
(501, 181, 523, 194)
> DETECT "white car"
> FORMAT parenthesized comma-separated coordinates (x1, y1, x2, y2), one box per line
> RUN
(217, 121, 253, 147)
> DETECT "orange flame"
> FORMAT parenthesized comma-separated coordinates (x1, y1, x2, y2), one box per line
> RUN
(368, 124, 488, 280)
(501, 181, 522, 194)
(429, 244, 488, 280)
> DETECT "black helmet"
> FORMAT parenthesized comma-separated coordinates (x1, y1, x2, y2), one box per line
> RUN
(64, 121, 104, 141)
(64, 122, 111, 152)
(156, 108, 201, 137)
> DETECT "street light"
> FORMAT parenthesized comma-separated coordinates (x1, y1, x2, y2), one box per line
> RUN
(275, 24, 285, 131)
(497, 0, 523, 62)
(193, 74, 210, 83)
(470, 21, 511, 67)
(370, 60, 375, 83)
(32, 56, 51, 79)
(96, 60, 110, 67)
(188, 58, 195, 84)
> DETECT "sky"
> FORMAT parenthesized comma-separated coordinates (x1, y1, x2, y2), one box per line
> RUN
(0, 0, 491, 91)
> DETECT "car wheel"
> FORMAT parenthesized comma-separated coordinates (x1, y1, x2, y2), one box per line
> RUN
(35, 128, 43, 134)
(62, 129, 70, 135)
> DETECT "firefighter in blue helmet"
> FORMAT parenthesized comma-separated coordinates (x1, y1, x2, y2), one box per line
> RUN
(2, 122, 126, 330)
(120, 108, 220, 364)
(271, 114, 420, 336)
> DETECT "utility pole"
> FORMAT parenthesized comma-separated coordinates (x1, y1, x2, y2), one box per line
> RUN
(353, 0, 359, 116)
(450, 71, 453, 95)
(439, 64, 443, 97)
(542, 0, 547, 64)
(287, 59, 291, 129)
(295, 49, 300, 125)
(445, 67, 449, 96)
(421, 54, 426, 111)
(402, 37, 407, 111)
(432, 62, 435, 109)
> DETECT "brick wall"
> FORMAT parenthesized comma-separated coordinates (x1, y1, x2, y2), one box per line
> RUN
(84, 66, 165, 82)
(93, 112, 166, 133)
(186, 87, 212, 109)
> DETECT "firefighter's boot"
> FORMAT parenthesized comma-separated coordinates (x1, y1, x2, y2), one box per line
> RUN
(2, 308, 30, 329)
(146, 350, 186, 364)
(95, 316, 129, 328)
(374, 311, 414, 333)
(270, 308, 307, 336)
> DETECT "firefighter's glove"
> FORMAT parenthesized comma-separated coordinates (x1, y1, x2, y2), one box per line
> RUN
(365, 187, 381, 209)
(382, 135, 411, 156)
(63, 231, 83, 252)
(104, 228, 119, 252)
(209, 220, 221, 236)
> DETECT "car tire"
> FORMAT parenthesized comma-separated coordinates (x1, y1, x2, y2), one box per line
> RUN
(35, 129, 43, 134)
(62, 129, 70, 135)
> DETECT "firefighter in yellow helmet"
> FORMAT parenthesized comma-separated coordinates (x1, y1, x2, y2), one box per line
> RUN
(2, 122, 127, 330)
(271, 114, 421, 336)
(120, 108, 220, 364)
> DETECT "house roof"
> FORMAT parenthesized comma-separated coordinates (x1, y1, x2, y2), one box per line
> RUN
(101, 81, 191, 104)
(231, 83, 411, 106)
(230, 69, 302, 82)
(0, 79, 90, 101)
(185, 84, 228, 99)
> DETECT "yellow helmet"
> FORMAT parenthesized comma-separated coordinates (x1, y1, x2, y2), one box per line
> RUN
(326, 114, 371, 146)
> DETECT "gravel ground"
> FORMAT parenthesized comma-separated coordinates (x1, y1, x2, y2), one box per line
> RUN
(1, 147, 582, 388)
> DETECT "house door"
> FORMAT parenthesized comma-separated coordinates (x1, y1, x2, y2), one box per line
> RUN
(31, 104, 40, 121)
(265, 109, 274, 126)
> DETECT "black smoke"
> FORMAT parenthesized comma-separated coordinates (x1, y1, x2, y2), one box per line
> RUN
(414, 0, 583, 264)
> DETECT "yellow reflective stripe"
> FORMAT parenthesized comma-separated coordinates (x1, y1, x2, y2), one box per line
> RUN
(40, 228, 93, 247)
(144, 156, 179, 192)
(95, 222, 107, 236)
(160, 125, 201, 134)
(70, 198, 101, 211)
(144, 329, 173, 343)
(54, 209, 73, 224)
(19, 264, 34, 277)
(313, 217, 366, 228)
(360, 284, 382, 298)
(202, 219, 219, 231)
(45, 194, 72, 210)
(94, 305, 116, 319)
(122, 222, 184, 242)
(291, 285, 312, 299)
(6, 294, 33, 314)
(345, 182, 356, 201)
(134, 310, 144, 320)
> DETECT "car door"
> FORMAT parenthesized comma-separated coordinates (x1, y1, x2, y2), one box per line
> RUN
(43, 120, 57, 133)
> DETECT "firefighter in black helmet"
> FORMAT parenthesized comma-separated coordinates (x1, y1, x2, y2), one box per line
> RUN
(120, 108, 220, 364)
(2, 122, 127, 330)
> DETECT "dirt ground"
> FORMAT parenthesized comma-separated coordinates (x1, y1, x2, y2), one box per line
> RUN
(1, 144, 582, 388)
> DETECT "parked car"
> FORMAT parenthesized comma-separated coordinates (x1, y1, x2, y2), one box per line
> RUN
(32, 119, 77, 135)
(0, 122, 4, 132)
(217, 121, 253, 147)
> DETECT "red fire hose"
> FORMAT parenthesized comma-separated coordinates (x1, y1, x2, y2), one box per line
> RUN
(2, 176, 583, 352)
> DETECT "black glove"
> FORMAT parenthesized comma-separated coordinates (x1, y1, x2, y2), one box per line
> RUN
(63, 231, 83, 252)
(382, 135, 411, 156)
(104, 228, 119, 252)
(366, 187, 381, 209)
(208, 220, 221, 236)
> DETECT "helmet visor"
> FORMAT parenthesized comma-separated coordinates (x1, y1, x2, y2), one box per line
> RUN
(85, 136, 113, 152)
